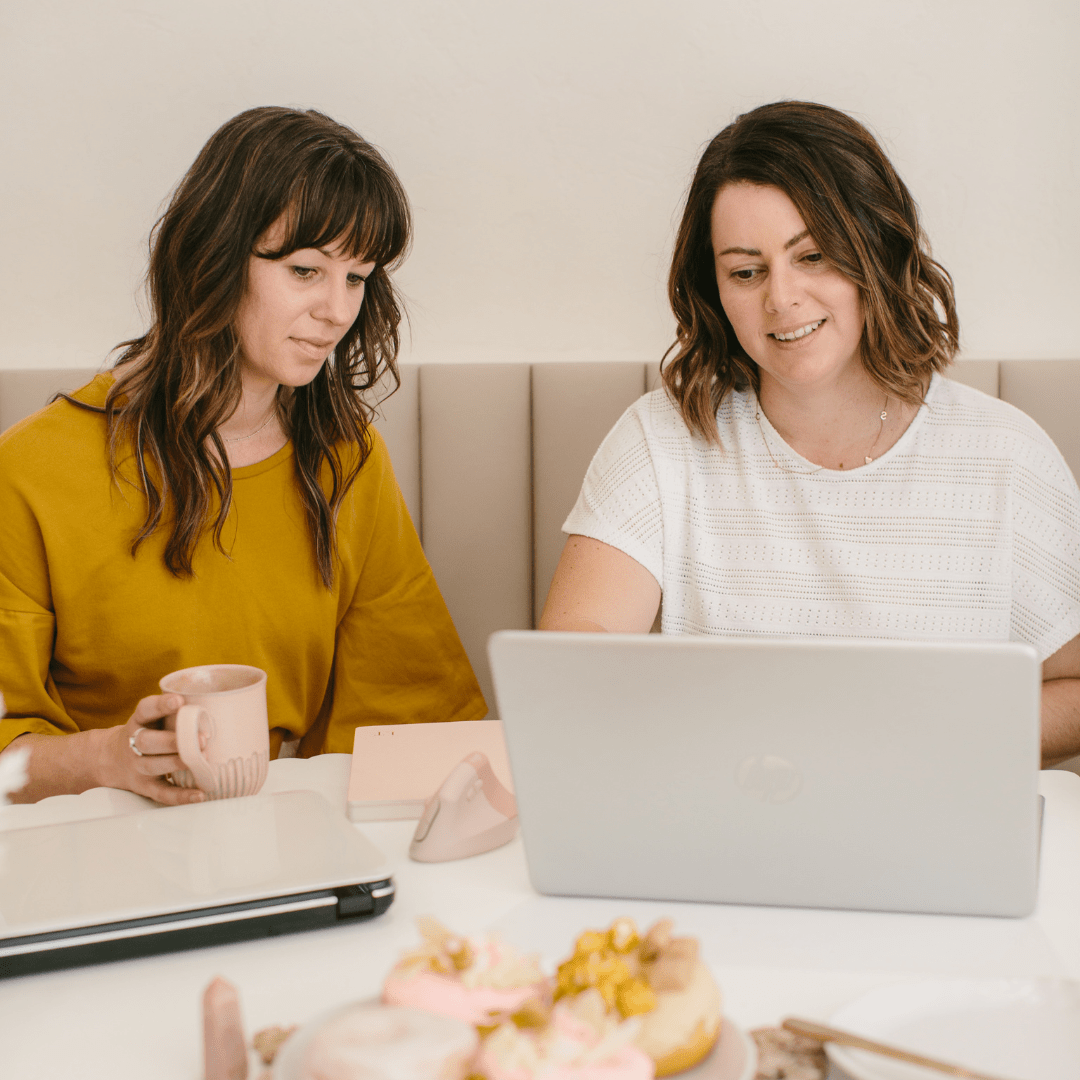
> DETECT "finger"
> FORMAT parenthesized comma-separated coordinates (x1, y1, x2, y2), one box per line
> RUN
(136, 777, 206, 806)
(132, 753, 186, 778)
(128, 728, 179, 758)
(131, 694, 185, 726)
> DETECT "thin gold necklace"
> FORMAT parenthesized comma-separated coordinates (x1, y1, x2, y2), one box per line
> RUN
(862, 398, 889, 465)
(756, 395, 889, 473)
(220, 410, 276, 444)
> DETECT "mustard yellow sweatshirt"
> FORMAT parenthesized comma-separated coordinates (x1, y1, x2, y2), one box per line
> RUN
(0, 374, 485, 756)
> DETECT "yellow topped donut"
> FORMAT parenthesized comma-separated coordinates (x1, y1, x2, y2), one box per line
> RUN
(554, 918, 722, 1077)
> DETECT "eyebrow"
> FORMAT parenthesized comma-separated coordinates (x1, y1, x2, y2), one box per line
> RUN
(310, 246, 375, 268)
(716, 229, 811, 258)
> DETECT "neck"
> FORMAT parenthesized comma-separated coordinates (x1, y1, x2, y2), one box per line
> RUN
(757, 368, 910, 471)
(218, 373, 280, 442)
(214, 371, 291, 468)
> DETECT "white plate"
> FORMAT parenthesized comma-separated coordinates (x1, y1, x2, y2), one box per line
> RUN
(273, 1004, 756, 1080)
(827, 978, 1080, 1080)
(671, 1018, 758, 1080)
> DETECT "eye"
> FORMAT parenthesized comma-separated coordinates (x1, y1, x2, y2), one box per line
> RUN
(290, 265, 317, 279)
(730, 268, 760, 282)
(801, 251, 824, 265)
(347, 272, 368, 287)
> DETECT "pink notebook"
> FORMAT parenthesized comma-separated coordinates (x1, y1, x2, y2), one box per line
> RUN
(347, 720, 514, 821)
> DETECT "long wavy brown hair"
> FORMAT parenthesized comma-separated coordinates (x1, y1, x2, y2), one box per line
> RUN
(665, 100, 959, 442)
(93, 106, 410, 587)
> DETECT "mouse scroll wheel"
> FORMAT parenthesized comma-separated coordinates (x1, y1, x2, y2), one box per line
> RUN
(413, 798, 440, 842)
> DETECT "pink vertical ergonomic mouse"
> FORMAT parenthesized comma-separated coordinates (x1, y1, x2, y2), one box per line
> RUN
(409, 751, 519, 862)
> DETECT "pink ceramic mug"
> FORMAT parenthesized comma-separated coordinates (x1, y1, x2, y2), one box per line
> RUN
(159, 664, 270, 800)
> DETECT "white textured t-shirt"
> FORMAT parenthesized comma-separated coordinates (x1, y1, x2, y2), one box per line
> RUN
(563, 374, 1080, 660)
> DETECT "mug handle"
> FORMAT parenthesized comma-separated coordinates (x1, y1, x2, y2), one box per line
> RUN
(174, 704, 216, 794)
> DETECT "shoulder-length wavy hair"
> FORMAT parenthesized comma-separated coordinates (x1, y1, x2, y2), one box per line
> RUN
(664, 100, 959, 443)
(103, 106, 410, 587)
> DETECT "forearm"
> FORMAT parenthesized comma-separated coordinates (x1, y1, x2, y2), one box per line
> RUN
(1040, 678, 1080, 767)
(538, 614, 611, 632)
(0, 729, 108, 803)
(1, 697, 203, 807)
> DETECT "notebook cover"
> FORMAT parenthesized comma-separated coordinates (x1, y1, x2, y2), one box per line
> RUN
(347, 720, 513, 821)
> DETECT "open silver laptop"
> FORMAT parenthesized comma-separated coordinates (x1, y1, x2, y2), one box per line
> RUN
(488, 632, 1042, 917)
(0, 790, 393, 978)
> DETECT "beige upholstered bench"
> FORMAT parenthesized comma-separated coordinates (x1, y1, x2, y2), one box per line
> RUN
(3, 360, 1080, 724)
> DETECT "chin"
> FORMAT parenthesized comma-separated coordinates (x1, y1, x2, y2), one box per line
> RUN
(280, 360, 329, 389)
(765, 346, 859, 383)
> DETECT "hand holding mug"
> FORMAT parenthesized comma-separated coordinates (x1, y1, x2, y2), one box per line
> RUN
(97, 693, 207, 806)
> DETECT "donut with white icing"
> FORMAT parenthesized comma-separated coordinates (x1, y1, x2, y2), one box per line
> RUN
(475, 989, 654, 1080)
(299, 1003, 478, 1080)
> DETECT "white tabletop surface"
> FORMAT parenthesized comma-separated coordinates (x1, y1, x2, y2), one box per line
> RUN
(1, 758, 1078, 1079)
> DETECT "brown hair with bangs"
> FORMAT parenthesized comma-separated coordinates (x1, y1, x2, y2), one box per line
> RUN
(103, 106, 411, 587)
(664, 100, 959, 442)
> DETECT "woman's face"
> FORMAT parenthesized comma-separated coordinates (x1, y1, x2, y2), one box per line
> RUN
(711, 183, 865, 397)
(234, 217, 376, 392)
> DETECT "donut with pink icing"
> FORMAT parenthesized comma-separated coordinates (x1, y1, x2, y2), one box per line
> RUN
(382, 917, 549, 1028)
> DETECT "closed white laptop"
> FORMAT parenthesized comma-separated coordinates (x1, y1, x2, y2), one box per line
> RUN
(0, 790, 393, 978)
(488, 632, 1042, 917)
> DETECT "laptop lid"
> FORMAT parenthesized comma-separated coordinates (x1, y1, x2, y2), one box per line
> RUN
(0, 789, 394, 978)
(488, 632, 1041, 918)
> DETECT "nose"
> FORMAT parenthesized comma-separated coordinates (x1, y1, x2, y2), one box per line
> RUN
(764, 262, 801, 314)
(314, 274, 362, 328)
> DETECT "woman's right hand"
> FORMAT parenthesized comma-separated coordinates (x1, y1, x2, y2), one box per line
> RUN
(95, 693, 206, 805)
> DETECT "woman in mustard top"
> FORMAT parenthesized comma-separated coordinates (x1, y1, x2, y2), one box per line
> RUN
(0, 107, 486, 803)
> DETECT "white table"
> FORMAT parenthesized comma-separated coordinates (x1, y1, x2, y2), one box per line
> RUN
(1, 761, 1078, 1079)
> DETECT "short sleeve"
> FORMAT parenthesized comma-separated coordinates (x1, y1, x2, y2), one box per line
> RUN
(1009, 436, 1080, 660)
(318, 433, 487, 754)
(562, 402, 664, 585)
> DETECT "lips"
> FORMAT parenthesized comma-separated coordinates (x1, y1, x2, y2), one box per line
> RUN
(292, 337, 335, 358)
(769, 319, 825, 342)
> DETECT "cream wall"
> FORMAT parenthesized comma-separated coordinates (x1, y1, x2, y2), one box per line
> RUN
(1, 0, 1076, 372)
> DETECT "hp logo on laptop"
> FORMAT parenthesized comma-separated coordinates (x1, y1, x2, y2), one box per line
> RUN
(736, 755, 802, 804)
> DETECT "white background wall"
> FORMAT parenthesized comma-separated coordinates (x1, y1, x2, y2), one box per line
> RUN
(1, 0, 1076, 372)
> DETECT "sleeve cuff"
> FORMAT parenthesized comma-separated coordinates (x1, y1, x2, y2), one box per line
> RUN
(0, 718, 64, 755)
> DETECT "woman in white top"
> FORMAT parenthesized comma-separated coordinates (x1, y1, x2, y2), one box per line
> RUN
(541, 101, 1080, 765)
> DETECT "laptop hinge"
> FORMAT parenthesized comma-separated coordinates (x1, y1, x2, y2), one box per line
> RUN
(335, 878, 395, 920)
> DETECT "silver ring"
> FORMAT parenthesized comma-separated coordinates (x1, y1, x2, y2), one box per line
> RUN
(129, 733, 145, 757)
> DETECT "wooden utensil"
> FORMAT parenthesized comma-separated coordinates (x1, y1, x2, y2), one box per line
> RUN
(782, 1017, 1016, 1080)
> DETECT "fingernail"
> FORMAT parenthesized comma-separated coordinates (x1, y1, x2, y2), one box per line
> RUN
(190, 792, 206, 803)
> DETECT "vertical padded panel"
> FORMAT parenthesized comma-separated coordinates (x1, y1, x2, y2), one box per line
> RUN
(532, 363, 648, 625)
(946, 360, 999, 397)
(369, 363, 421, 537)
(0, 368, 100, 433)
(1000, 360, 1080, 484)
(420, 364, 532, 716)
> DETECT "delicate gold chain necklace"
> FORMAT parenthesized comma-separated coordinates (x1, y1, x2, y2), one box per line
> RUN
(220, 411, 276, 444)
(863, 399, 889, 465)
(755, 395, 889, 474)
